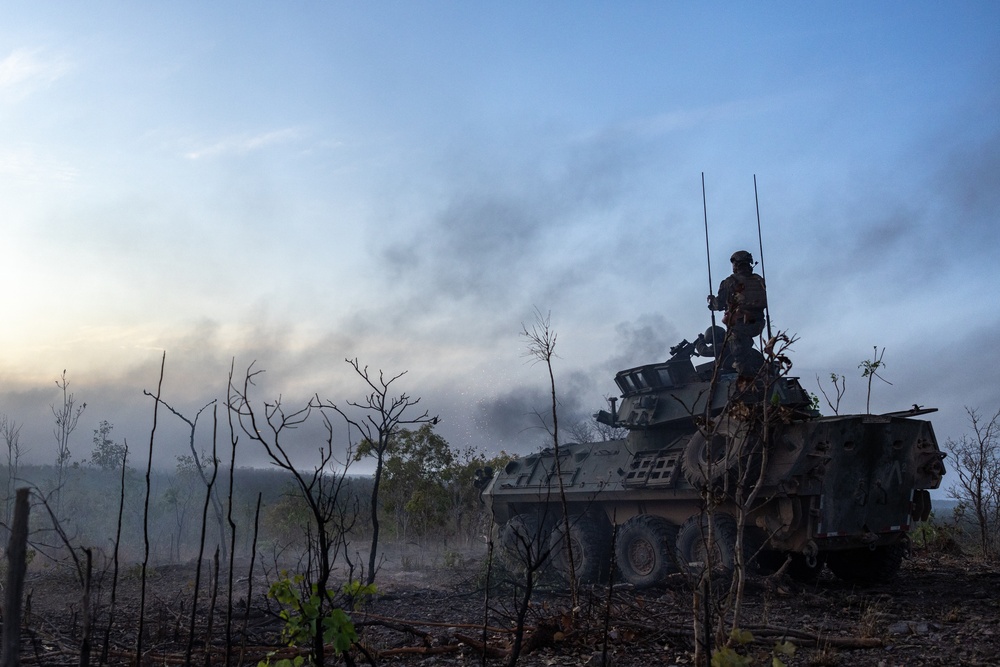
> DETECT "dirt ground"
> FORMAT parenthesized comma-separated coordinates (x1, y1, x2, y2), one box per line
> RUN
(13, 546, 1000, 666)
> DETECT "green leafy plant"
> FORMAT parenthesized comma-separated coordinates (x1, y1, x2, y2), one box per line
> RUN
(442, 548, 461, 568)
(260, 571, 360, 666)
(341, 579, 377, 610)
(258, 654, 306, 667)
(711, 628, 754, 667)
(912, 515, 939, 549)
(710, 631, 797, 667)
(771, 639, 796, 667)
(712, 647, 752, 667)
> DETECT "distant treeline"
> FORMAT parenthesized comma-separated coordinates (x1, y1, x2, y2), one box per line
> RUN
(0, 463, 377, 564)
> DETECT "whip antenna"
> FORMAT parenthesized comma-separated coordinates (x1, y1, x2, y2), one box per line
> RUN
(754, 174, 773, 341)
(703, 173, 718, 350)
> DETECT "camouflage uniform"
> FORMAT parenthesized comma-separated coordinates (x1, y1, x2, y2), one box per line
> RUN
(708, 251, 767, 376)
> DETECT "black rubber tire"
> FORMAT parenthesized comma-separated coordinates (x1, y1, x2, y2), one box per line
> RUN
(500, 514, 550, 568)
(675, 513, 739, 589)
(826, 542, 906, 584)
(549, 514, 610, 585)
(615, 515, 680, 588)
(682, 429, 762, 494)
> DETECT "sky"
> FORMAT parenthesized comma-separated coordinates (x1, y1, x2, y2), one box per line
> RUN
(1, 3, 997, 496)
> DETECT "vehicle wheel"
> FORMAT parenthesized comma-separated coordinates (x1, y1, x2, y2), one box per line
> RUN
(549, 514, 610, 585)
(615, 515, 679, 588)
(675, 513, 739, 590)
(682, 427, 762, 493)
(826, 542, 906, 584)
(500, 513, 550, 569)
(786, 553, 825, 583)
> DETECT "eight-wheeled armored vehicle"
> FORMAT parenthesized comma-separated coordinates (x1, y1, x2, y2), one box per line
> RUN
(479, 331, 946, 587)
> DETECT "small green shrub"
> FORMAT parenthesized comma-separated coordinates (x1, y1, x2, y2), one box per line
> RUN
(259, 571, 363, 666)
(341, 579, 377, 610)
(443, 548, 461, 568)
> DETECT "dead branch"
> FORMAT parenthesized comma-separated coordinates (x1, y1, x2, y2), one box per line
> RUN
(742, 624, 883, 649)
(355, 611, 514, 634)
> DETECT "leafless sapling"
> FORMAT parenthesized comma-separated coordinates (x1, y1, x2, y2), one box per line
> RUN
(99, 439, 129, 666)
(229, 362, 362, 666)
(142, 394, 227, 564)
(185, 407, 221, 667)
(33, 489, 97, 667)
(137, 352, 166, 665)
(1, 414, 24, 542)
(51, 370, 86, 516)
(521, 308, 579, 606)
(816, 373, 845, 415)
(325, 357, 437, 587)
(681, 329, 798, 665)
(945, 406, 1000, 556)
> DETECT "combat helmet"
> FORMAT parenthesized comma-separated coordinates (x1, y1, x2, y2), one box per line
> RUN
(730, 250, 753, 265)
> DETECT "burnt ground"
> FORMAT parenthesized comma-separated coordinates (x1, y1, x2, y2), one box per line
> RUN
(13, 547, 1000, 666)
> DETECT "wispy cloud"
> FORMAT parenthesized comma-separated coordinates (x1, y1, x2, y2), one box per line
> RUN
(0, 48, 70, 101)
(0, 146, 78, 183)
(183, 127, 303, 160)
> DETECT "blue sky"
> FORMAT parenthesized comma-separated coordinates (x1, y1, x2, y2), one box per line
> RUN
(1, 3, 997, 490)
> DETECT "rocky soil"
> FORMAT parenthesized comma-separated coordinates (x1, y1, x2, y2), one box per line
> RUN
(13, 548, 1000, 666)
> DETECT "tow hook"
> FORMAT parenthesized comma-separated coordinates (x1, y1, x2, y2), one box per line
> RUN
(803, 540, 819, 569)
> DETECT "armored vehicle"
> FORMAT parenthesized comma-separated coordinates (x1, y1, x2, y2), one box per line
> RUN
(479, 331, 946, 587)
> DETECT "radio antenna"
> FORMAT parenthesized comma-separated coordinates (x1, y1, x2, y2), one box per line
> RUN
(702, 173, 718, 351)
(753, 174, 773, 341)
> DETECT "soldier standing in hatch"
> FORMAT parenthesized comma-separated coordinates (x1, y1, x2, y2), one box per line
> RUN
(708, 250, 767, 376)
